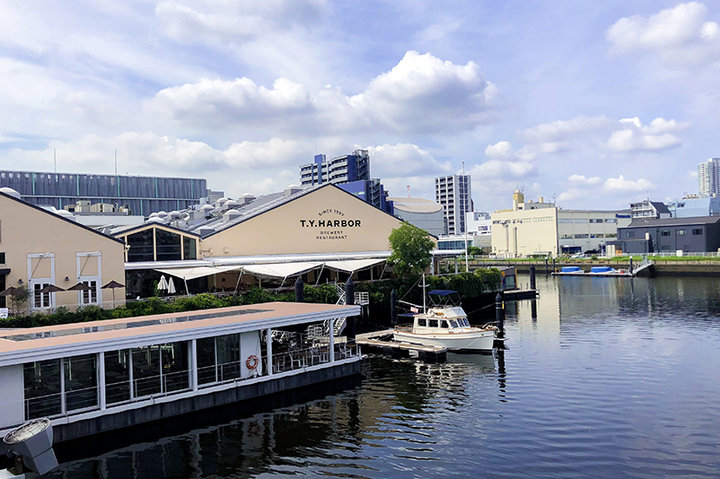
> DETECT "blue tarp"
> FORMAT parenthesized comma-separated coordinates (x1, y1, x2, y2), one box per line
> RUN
(561, 266, 582, 272)
(590, 266, 616, 273)
(427, 289, 458, 296)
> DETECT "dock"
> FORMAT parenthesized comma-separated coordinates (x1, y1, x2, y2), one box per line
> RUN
(356, 330, 447, 363)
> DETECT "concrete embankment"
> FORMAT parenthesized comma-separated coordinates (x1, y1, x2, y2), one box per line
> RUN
(469, 260, 720, 277)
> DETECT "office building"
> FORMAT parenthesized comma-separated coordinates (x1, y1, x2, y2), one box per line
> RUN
(610, 217, 720, 254)
(630, 200, 671, 219)
(698, 158, 720, 196)
(435, 174, 472, 235)
(0, 170, 207, 216)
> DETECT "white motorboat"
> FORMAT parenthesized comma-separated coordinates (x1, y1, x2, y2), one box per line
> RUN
(394, 290, 498, 352)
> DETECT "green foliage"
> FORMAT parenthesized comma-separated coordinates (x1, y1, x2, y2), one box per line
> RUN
(467, 246, 484, 256)
(387, 222, 435, 278)
(303, 284, 339, 304)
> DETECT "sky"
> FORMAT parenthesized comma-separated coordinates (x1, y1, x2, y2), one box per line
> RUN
(1, 0, 719, 212)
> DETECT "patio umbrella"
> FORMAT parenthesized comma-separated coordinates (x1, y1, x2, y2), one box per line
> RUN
(67, 282, 92, 291)
(167, 277, 176, 295)
(0, 286, 25, 297)
(102, 280, 125, 308)
(38, 284, 65, 294)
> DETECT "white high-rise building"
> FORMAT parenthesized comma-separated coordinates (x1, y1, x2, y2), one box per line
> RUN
(698, 158, 720, 196)
(435, 174, 472, 235)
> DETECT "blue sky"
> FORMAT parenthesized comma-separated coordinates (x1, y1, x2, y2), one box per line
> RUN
(0, 1, 718, 211)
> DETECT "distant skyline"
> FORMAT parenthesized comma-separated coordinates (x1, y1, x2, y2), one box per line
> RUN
(0, 1, 718, 211)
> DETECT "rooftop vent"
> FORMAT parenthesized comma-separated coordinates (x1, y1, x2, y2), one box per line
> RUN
(240, 193, 256, 205)
(223, 209, 242, 222)
(0, 187, 21, 199)
(224, 199, 239, 209)
(284, 185, 302, 197)
(197, 226, 216, 236)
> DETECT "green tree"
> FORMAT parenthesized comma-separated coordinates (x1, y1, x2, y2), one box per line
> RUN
(388, 222, 435, 278)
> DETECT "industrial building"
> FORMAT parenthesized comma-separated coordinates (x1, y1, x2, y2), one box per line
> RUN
(491, 191, 631, 257)
(0, 170, 207, 216)
(435, 174, 472, 235)
(608, 217, 720, 254)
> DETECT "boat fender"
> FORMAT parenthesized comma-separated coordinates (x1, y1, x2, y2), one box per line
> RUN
(246, 355, 259, 370)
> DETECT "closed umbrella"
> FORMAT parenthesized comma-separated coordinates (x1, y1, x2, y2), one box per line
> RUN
(167, 277, 176, 295)
(102, 280, 125, 308)
(158, 275, 168, 293)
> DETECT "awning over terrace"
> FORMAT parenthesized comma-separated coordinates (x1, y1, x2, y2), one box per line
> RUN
(155, 265, 241, 281)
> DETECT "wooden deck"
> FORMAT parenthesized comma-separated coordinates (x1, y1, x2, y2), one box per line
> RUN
(356, 330, 447, 363)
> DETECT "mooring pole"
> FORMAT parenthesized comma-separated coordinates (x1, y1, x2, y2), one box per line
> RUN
(545, 257, 549, 275)
(294, 276, 304, 303)
(552, 258, 556, 273)
(529, 264, 536, 290)
(495, 293, 505, 335)
(390, 289, 398, 326)
(629, 257, 633, 275)
(345, 277, 356, 339)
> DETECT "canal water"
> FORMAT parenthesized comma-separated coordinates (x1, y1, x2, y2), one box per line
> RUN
(45, 275, 720, 478)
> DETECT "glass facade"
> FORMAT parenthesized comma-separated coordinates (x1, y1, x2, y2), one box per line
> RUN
(64, 354, 98, 411)
(24, 359, 61, 419)
(105, 350, 131, 404)
(197, 334, 241, 385)
(155, 229, 181, 261)
(127, 230, 154, 262)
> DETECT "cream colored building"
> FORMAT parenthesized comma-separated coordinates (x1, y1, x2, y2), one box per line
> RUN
(0, 189, 126, 312)
(120, 184, 440, 297)
(491, 191, 630, 257)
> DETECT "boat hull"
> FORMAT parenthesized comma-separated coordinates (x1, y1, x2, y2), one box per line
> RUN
(393, 330, 496, 352)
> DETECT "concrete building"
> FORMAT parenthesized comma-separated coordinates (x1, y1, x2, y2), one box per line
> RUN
(388, 196, 445, 236)
(609, 217, 720, 254)
(0, 170, 207, 216)
(491, 191, 630, 257)
(435, 174, 472, 235)
(630, 199, 671, 219)
(300, 150, 370, 186)
(0, 188, 125, 312)
(465, 211, 492, 249)
(299, 150, 393, 214)
(698, 158, 720, 196)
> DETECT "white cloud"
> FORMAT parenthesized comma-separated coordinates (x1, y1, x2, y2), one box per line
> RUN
(471, 160, 536, 179)
(568, 174, 601, 185)
(366, 143, 451, 177)
(521, 115, 612, 143)
(607, 2, 720, 66)
(147, 50, 499, 135)
(156, 0, 329, 45)
(604, 174, 655, 192)
(606, 116, 684, 152)
(485, 141, 513, 158)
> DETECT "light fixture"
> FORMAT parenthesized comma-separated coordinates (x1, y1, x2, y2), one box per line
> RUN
(64, 276, 70, 282)
(17, 279, 23, 285)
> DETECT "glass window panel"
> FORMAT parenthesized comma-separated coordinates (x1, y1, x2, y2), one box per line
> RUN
(216, 334, 241, 381)
(156, 229, 181, 261)
(24, 359, 61, 419)
(105, 350, 131, 404)
(183, 237, 197, 260)
(127, 230, 155, 262)
(197, 337, 217, 385)
(132, 346, 161, 397)
(64, 354, 98, 411)
(161, 342, 189, 392)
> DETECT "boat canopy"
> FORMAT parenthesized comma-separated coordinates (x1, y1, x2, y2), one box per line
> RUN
(427, 289, 458, 296)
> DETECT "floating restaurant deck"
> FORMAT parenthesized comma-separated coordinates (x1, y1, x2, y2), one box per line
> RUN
(0, 302, 362, 445)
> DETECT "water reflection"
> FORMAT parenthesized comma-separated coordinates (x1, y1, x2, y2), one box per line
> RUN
(43, 275, 720, 478)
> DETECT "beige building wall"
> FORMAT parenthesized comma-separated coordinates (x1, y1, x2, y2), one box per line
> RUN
(557, 210, 631, 253)
(0, 193, 126, 312)
(491, 207, 559, 257)
(202, 186, 432, 257)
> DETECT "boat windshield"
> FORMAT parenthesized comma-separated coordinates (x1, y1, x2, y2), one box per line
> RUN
(440, 320, 449, 328)
(449, 320, 459, 328)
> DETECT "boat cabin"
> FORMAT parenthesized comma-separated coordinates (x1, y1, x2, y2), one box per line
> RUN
(414, 307, 471, 331)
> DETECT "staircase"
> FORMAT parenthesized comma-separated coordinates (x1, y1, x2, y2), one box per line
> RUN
(305, 283, 368, 339)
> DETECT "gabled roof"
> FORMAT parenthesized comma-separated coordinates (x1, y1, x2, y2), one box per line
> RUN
(650, 202, 671, 214)
(199, 183, 407, 239)
(111, 222, 201, 238)
(0, 190, 124, 244)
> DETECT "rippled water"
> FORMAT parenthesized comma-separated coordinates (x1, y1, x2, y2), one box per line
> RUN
(46, 276, 720, 478)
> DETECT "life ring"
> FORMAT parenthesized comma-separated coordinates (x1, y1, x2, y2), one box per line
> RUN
(246, 355, 259, 370)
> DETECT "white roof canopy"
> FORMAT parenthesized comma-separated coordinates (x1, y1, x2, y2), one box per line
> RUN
(241, 261, 323, 279)
(323, 258, 385, 273)
(155, 265, 241, 281)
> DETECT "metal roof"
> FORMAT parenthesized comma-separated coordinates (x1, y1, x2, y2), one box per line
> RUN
(625, 216, 720, 228)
